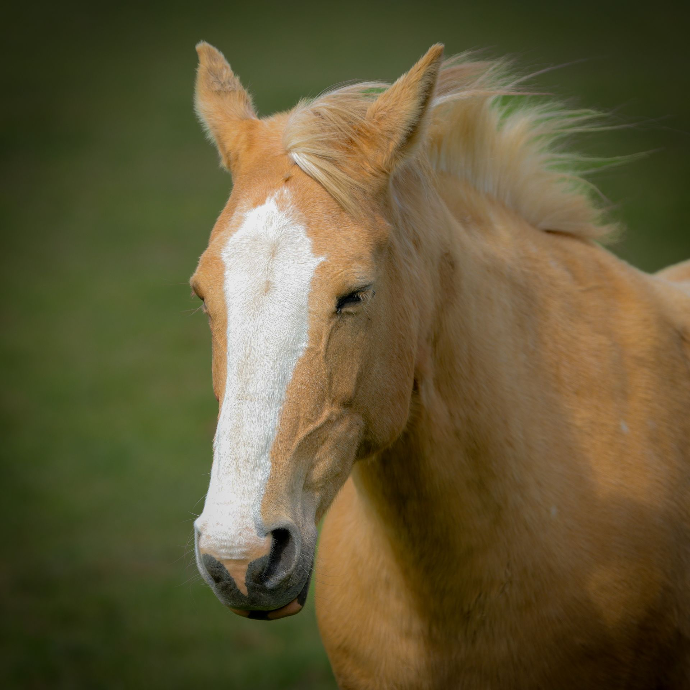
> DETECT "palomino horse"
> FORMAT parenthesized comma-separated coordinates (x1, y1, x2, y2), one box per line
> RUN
(189, 42, 690, 688)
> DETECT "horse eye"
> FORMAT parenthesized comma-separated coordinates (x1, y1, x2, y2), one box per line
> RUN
(336, 286, 373, 314)
(192, 290, 208, 314)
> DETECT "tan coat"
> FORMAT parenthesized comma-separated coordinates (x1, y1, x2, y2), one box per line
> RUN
(191, 42, 690, 688)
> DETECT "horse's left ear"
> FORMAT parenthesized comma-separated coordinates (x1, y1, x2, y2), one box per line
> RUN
(194, 42, 257, 171)
(365, 44, 444, 176)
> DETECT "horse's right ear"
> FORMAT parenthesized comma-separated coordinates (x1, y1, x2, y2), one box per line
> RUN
(194, 42, 257, 171)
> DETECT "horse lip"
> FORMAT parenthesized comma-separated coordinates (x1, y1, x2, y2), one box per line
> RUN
(230, 597, 303, 620)
(227, 565, 312, 621)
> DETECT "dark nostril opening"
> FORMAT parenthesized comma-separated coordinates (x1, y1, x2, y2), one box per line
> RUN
(262, 527, 298, 588)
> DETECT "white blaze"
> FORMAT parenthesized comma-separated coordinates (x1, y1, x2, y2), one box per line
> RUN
(197, 191, 323, 559)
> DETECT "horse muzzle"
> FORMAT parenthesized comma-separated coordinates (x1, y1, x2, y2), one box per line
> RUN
(194, 521, 314, 620)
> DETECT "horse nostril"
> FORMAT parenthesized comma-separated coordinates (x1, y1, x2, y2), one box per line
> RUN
(262, 527, 299, 588)
(201, 554, 231, 585)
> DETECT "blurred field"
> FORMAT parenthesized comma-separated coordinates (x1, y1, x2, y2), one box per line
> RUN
(1, 1, 688, 688)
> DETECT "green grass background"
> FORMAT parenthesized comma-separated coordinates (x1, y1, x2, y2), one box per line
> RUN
(1, 1, 688, 688)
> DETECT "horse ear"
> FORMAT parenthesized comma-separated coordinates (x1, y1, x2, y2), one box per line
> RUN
(194, 42, 257, 170)
(365, 44, 444, 176)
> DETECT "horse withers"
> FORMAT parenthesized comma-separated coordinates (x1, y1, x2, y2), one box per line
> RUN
(188, 42, 690, 688)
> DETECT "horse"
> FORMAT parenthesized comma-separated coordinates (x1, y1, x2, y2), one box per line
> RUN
(188, 42, 690, 689)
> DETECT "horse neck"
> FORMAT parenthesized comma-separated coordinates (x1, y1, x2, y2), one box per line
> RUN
(353, 174, 572, 600)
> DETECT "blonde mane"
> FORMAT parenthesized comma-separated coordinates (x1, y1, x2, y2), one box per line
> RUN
(284, 54, 619, 240)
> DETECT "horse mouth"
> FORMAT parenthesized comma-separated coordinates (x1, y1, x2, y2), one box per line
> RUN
(230, 597, 302, 620)
(227, 568, 312, 621)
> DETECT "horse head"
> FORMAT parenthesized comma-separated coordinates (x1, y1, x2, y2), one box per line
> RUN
(190, 42, 443, 619)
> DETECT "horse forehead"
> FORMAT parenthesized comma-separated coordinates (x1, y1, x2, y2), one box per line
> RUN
(224, 189, 378, 291)
(222, 190, 321, 272)
(219, 190, 327, 350)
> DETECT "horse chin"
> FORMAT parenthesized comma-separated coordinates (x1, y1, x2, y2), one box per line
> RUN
(227, 567, 312, 621)
(229, 598, 303, 621)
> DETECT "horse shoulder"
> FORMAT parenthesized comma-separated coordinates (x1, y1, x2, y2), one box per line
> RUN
(650, 260, 690, 373)
(656, 258, 690, 286)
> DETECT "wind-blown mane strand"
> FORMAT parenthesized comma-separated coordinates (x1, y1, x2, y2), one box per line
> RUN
(284, 54, 621, 240)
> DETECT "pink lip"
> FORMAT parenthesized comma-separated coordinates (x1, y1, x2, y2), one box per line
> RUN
(230, 597, 303, 620)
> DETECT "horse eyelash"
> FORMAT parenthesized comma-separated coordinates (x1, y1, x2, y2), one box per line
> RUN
(336, 286, 374, 314)
(190, 289, 209, 315)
